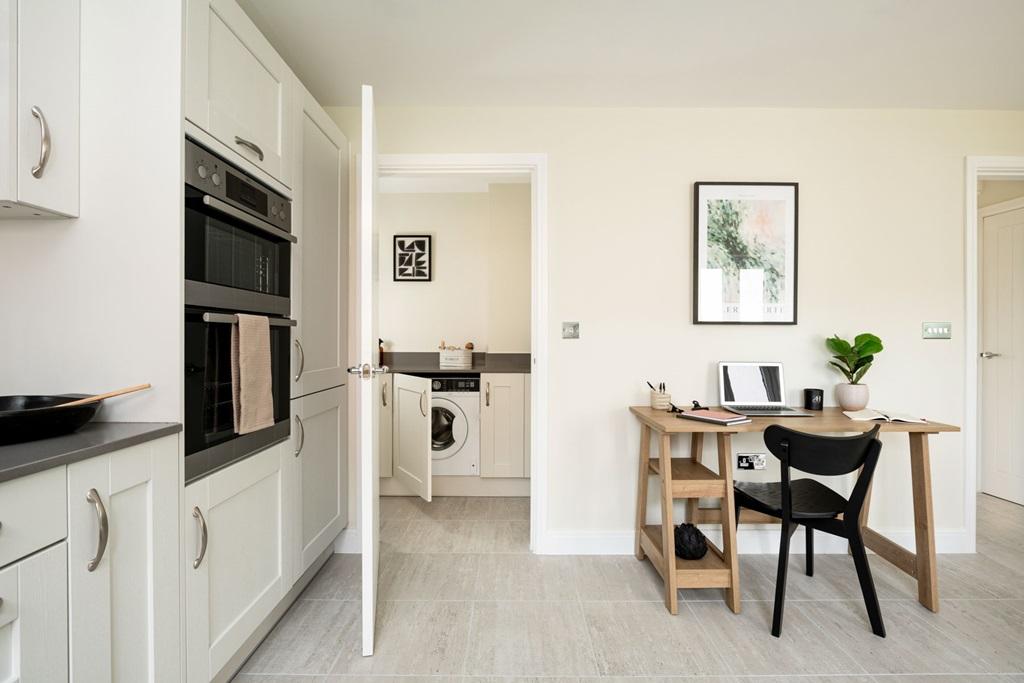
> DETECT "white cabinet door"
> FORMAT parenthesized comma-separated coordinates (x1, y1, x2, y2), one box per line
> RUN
(480, 373, 527, 478)
(185, 444, 289, 682)
(0, 542, 68, 682)
(379, 375, 393, 478)
(293, 385, 348, 576)
(185, 0, 293, 186)
(392, 373, 432, 501)
(0, 0, 79, 218)
(67, 434, 180, 683)
(291, 85, 349, 398)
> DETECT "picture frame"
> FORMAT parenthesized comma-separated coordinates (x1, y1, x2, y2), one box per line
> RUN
(393, 234, 433, 282)
(693, 182, 799, 324)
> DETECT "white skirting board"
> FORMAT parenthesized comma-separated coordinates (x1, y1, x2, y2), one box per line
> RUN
(334, 528, 360, 554)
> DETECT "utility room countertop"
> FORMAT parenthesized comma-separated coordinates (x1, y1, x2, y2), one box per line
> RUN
(383, 352, 531, 375)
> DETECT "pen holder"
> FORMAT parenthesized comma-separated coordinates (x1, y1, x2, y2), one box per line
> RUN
(650, 391, 671, 411)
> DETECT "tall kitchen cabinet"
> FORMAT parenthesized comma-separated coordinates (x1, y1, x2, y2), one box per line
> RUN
(0, 0, 80, 218)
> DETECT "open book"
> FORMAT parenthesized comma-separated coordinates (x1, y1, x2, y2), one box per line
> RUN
(843, 409, 927, 424)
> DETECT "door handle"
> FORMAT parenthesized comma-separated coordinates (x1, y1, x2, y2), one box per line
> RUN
(234, 135, 265, 162)
(420, 390, 428, 417)
(294, 339, 305, 381)
(347, 364, 390, 379)
(192, 507, 208, 569)
(979, 351, 1002, 359)
(30, 106, 51, 178)
(85, 488, 108, 572)
(485, 381, 491, 407)
(294, 415, 305, 456)
(382, 381, 388, 407)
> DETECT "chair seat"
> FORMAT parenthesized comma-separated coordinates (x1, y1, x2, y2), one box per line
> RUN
(735, 479, 849, 519)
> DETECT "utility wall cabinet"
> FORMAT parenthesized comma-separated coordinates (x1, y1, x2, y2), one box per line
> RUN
(0, 0, 80, 218)
(185, 0, 294, 188)
(480, 373, 528, 478)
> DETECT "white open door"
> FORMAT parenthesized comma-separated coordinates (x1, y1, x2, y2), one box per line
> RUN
(351, 84, 385, 657)
(392, 374, 432, 501)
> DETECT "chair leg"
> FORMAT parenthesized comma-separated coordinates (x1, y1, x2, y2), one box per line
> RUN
(848, 528, 886, 638)
(805, 525, 814, 577)
(771, 521, 796, 637)
(734, 499, 742, 532)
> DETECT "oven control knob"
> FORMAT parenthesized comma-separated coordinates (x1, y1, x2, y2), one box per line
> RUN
(432, 381, 441, 391)
(196, 164, 208, 180)
(270, 205, 278, 217)
(210, 172, 221, 186)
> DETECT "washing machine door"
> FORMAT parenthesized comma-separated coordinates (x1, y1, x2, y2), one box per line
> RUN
(431, 397, 468, 460)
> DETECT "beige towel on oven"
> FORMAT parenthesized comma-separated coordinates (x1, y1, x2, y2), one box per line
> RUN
(231, 313, 275, 434)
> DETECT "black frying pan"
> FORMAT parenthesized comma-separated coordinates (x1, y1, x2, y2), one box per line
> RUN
(0, 395, 103, 446)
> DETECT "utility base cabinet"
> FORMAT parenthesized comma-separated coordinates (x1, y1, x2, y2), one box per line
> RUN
(0, 542, 68, 682)
(67, 434, 181, 683)
(392, 374, 433, 501)
(185, 442, 290, 683)
(379, 376, 393, 478)
(0, 0, 80, 218)
(480, 373, 528, 478)
(291, 385, 347, 578)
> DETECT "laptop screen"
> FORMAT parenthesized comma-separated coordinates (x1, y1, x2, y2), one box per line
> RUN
(720, 362, 785, 405)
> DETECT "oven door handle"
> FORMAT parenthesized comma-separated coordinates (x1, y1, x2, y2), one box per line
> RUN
(201, 194, 297, 244)
(202, 312, 297, 327)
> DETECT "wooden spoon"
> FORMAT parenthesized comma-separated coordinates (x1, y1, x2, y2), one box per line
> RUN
(58, 383, 152, 408)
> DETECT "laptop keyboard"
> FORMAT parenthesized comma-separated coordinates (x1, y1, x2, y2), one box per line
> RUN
(730, 405, 786, 411)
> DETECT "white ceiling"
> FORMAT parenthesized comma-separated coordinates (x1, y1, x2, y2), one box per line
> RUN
(237, 0, 1024, 109)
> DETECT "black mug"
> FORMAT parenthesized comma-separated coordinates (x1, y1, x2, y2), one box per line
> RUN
(804, 388, 824, 411)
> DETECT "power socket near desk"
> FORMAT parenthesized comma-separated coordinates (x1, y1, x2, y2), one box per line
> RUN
(737, 453, 767, 470)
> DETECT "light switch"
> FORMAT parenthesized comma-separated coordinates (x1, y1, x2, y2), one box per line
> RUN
(562, 322, 580, 339)
(922, 322, 952, 340)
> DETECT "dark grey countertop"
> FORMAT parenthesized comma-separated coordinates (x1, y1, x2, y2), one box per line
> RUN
(0, 422, 182, 484)
(383, 352, 531, 375)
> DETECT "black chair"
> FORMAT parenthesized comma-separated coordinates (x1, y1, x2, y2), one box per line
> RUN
(734, 424, 885, 638)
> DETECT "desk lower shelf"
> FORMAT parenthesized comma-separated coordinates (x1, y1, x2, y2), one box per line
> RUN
(647, 458, 726, 498)
(639, 525, 733, 589)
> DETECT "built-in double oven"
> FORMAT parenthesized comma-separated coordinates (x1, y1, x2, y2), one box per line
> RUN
(183, 138, 295, 483)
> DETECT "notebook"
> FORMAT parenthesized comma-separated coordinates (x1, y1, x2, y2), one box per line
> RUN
(676, 409, 751, 426)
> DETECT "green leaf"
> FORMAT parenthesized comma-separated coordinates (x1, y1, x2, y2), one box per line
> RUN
(853, 354, 874, 371)
(829, 360, 854, 382)
(852, 362, 872, 384)
(854, 333, 883, 356)
(826, 335, 852, 355)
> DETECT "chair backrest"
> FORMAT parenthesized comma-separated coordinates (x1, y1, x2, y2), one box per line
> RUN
(764, 424, 882, 476)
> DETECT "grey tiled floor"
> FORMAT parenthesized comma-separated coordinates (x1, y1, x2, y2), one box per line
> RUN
(236, 494, 1024, 682)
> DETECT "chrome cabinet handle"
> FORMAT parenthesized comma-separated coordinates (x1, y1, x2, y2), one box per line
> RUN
(30, 106, 51, 178)
(234, 135, 264, 162)
(419, 390, 428, 417)
(86, 488, 108, 572)
(294, 339, 305, 381)
(192, 507, 208, 569)
(382, 381, 388, 407)
(294, 415, 305, 456)
(980, 351, 1002, 359)
(485, 382, 491, 407)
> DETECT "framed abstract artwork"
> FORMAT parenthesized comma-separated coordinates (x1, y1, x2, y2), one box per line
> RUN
(693, 182, 799, 324)
(393, 235, 432, 281)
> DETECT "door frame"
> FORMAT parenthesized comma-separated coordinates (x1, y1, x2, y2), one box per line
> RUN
(964, 157, 1024, 532)
(377, 153, 549, 552)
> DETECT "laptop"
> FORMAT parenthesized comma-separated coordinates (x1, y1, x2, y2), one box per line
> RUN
(718, 362, 812, 417)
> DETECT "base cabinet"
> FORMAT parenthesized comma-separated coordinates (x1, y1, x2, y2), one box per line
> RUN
(0, 542, 68, 682)
(67, 435, 181, 683)
(379, 376, 393, 478)
(480, 373, 527, 478)
(185, 443, 290, 682)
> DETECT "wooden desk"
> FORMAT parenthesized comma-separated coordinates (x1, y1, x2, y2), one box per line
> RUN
(630, 406, 959, 614)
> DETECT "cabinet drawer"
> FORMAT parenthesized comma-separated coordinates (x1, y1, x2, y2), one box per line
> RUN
(0, 467, 68, 568)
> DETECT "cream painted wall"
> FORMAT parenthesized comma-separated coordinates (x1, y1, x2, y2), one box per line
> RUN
(0, 0, 183, 422)
(979, 180, 1024, 207)
(330, 105, 1024, 548)
(378, 184, 530, 352)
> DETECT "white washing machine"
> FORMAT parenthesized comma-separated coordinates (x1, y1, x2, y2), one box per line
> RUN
(430, 376, 480, 476)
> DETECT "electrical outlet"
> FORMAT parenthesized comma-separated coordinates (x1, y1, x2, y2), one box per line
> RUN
(737, 453, 767, 470)
(562, 321, 580, 339)
(922, 322, 952, 340)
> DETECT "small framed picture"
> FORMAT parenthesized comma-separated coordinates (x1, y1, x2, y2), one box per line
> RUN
(393, 235, 432, 281)
(693, 182, 798, 324)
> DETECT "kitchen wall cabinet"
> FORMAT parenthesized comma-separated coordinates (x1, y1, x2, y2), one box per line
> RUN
(291, 385, 347, 577)
(480, 373, 527, 478)
(380, 375, 393, 478)
(0, 542, 68, 682)
(185, 442, 290, 683)
(67, 434, 180, 683)
(185, 0, 293, 187)
(291, 84, 349, 399)
(0, 0, 79, 218)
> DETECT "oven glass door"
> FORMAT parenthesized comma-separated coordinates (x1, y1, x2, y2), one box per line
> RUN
(183, 309, 289, 458)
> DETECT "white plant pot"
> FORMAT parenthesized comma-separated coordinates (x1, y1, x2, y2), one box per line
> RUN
(835, 383, 869, 411)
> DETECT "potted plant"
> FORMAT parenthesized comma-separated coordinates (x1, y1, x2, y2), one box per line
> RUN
(826, 333, 883, 411)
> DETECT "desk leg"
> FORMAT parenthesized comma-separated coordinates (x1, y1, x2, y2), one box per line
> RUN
(659, 433, 679, 614)
(635, 425, 651, 560)
(910, 432, 940, 612)
(686, 433, 704, 523)
(718, 432, 741, 613)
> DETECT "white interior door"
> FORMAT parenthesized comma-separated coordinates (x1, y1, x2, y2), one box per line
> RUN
(353, 84, 383, 658)
(392, 373, 433, 501)
(981, 201, 1024, 505)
